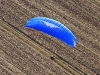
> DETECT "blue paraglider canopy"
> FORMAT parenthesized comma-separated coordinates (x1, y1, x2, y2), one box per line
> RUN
(25, 17, 77, 48)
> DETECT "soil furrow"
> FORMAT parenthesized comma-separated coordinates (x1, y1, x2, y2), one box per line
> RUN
(71, 0, 100, 19)
(53, 0, 100, 28)
(1, 0, 100, 42)
(0, 0, 100, 74)
(0, 26, 71, 75)
(0, 57, 26, 75)
(0, 20, 83, 75)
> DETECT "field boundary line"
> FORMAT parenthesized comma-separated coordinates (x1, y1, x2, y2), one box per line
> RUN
(0, 18, 86, 75)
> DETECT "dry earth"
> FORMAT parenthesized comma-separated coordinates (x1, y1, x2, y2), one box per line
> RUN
(0, 0, 100, 75)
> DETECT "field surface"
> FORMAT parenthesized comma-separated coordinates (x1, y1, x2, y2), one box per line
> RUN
(0, 0, 100, 75)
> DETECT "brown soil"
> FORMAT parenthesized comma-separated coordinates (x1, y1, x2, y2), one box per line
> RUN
(0, 0, 100, 75)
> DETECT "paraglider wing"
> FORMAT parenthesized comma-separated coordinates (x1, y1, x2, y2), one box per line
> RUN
(25, 17, 77, 48)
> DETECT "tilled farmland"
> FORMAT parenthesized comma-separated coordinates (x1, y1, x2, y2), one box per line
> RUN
(0, 0, 100, 75)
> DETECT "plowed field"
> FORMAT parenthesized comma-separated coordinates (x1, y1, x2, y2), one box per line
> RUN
(0, 0, 100, 75)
